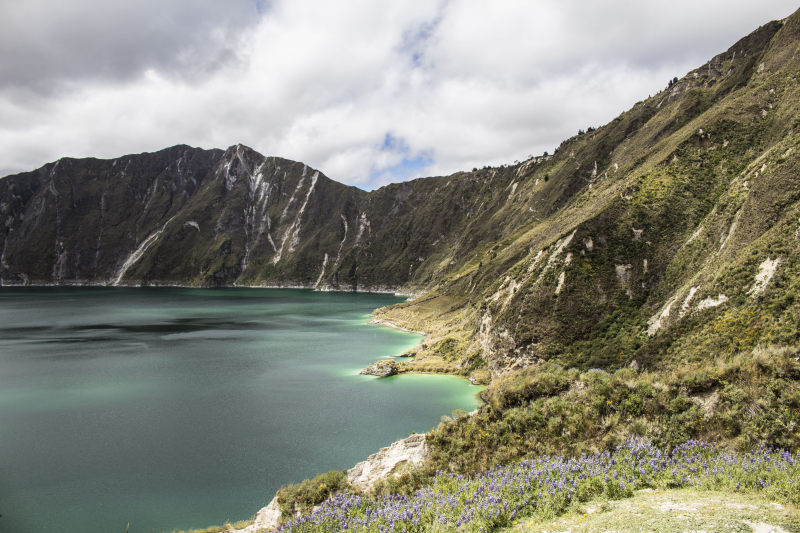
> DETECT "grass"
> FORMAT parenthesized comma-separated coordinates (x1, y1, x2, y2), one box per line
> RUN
(427, 345, 800, 474)
(276, 470, 352, 518)
(504, 488, 800, 532)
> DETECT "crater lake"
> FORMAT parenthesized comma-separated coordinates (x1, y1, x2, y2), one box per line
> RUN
(0, 287, 481, 533)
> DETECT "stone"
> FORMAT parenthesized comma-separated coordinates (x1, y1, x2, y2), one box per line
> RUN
(347, 433, 429, 492)
(359, 360, 398, 377)
(231, 495, 281, 533)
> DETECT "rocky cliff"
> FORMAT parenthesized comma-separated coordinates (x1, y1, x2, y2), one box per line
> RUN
(0, 143, 556, 291)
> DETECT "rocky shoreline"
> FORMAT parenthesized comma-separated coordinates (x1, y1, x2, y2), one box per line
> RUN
(359, 359, 400, 377)
(367, 317, 427, 336)
(226, 294, 444, 532)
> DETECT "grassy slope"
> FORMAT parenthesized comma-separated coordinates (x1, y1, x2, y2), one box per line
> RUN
(241, 440, 800, 533)
(382, 15, 800, 374)
(369, 12, 800, 468)
(505, 488, 800, 533)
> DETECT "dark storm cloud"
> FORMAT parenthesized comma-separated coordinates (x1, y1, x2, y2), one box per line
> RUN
(0, 0, 260, 95)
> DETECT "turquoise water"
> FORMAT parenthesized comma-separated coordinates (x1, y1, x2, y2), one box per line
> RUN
(0, 287, 480, 533)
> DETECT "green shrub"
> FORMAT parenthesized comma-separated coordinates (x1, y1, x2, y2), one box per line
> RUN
(276, 470, 351, 518)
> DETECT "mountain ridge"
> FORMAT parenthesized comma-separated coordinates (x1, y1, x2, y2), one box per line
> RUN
(0, 140, 540, 291)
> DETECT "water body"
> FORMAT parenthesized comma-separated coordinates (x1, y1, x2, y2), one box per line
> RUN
(0, 287, 480, 533)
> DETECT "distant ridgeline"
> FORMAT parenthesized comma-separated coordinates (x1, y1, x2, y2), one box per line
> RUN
(3, 9, 800, 434)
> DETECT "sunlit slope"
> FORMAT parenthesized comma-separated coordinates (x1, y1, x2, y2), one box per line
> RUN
(380, 13, 800, 380)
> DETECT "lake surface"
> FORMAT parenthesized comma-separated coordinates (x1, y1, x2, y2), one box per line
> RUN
(0, 287, 480, 533)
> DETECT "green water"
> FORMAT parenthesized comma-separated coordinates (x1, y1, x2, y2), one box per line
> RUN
(0, 287, 480, 533)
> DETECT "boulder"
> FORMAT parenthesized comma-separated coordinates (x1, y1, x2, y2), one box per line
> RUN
(231, 495, 281, 533)
(347, 433, 429, 492)
(359, 359, 398, 377)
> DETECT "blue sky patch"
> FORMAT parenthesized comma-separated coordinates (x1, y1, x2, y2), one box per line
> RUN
(369, 133, 433, 188)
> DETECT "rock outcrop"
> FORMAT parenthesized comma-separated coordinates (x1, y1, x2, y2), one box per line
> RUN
(359, 359, 399, 377)
(346, 433, 429, 492)
(230, 496, 281, 533)
(231, 433, 429, 532)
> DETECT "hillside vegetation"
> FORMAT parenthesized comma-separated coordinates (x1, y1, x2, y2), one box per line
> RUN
(374, 10, 800, 461)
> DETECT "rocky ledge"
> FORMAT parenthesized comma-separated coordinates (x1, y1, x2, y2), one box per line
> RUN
(346, 433, 429, 492)
(359, 359, 399, 377)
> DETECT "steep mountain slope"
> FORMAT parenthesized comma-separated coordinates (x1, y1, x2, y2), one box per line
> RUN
(363, 11, 800, 471)
(379, 13, 800, 376)
(0, 144, 354, 286)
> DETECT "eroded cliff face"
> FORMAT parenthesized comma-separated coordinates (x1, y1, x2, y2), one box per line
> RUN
(0, 142, 560, 290)
(0, 144, 363, 287)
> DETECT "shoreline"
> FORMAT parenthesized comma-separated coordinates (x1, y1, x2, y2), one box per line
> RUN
(224, 306, 480, 533)
(367, 316, 428, 336)
(0, 280, 420, 298)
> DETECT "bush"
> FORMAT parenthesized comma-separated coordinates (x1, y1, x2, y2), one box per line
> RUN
(276, 469, 351, 518)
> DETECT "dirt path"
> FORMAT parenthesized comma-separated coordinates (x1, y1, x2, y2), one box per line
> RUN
(507, 489, 800, 532)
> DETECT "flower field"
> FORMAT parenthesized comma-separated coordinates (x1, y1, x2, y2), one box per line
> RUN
(276, 440, 800, 532)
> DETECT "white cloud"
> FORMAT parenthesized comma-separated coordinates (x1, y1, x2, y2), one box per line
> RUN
(0, 0, 796, 187)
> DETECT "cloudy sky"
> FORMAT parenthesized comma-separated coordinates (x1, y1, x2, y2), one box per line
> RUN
(0, 1, 796, 189)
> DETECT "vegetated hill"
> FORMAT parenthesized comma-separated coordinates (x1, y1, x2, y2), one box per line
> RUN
(253, 16, 800, 528)
(376, 10, 800, 467)
(376, 12, 800, 375)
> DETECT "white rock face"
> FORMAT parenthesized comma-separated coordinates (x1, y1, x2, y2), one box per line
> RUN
(555, 271, 566, 295)
(748, 257, 781, 297)
(533, 230, 577, 286)
(615, 264, 633, 285)
(113, 216, 176, 285)
(679, 287, 698, 317)
(526, 250, 544, 272)
(697, 294, 729, 310)
(232, 496, 281, 533)
(231, 433, 429, 532)
(687, 224, 703, 244)
(347, 433, 429, 492)
(648, 297, 677, 336)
